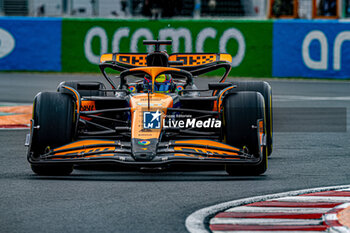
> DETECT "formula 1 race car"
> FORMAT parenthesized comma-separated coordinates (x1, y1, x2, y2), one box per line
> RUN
(26, 40, 272, 176)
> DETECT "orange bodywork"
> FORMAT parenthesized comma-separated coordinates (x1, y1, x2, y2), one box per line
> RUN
(169, 53, 232, 66)
(217, 86, 236, 111)
(53, 140, 115, 151)
(55, 147, 115, 156)
(173, 140, 240, 158)
(219, 54, 233, 63)
(130, 66, 181, 76)
(62, 86, 81, 114)
(259, 120, 265, 154)
(129, 93, 173, 140)
(174, 140, 239, 151)
(100, 53, 232, 68)
(80, 100, 96, 112)
(52, 140, 117, 156)
(100, 53, 113, 63)
(127, 67, 181, 140)
(80, 100, 97, 121)
(173, 147, 239, 157)
(100, 53, 147, 66)
(128, 66, 181, 91)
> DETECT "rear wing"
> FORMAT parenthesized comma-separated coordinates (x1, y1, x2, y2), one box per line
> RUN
(100, 53, 147, 68)
(99, 53, 232, 87)
(168, 53, 232, 81)
(100, 53, 232, 66)
(169, 53, 232, 66)
(100, 53, 232, 71)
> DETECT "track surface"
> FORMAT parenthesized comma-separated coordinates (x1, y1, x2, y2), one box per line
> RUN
(0, 73, 349, 233)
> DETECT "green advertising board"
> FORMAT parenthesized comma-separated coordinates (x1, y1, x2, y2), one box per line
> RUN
(62, 18, 273, 77)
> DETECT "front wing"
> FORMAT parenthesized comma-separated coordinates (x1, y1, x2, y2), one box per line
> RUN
(27, 139, 264, 166)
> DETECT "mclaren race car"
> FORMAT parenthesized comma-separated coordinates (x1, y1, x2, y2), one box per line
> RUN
(26, 40, 273, 176)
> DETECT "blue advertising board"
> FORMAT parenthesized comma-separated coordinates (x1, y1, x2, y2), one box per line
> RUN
(0, 17, 61, 71)
(273, 20, 350, 79)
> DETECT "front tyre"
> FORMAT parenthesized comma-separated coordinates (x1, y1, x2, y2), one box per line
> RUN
(30, 92, 75, 176)
(232, 81, 273, 156)
(222, 91, 267, 176)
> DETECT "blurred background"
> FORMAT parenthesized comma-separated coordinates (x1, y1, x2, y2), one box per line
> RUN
(0, 0, 349, 79)
(0, 0, 347, 19)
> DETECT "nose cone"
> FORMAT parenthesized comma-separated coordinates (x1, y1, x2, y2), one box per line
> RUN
(132, 138, 158, 161)
(133, 152, 157, 161)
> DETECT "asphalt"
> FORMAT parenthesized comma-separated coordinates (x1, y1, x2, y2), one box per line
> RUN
(0, 73, 350, 233)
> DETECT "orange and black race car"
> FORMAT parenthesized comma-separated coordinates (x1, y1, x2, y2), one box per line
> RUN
(25, 40, 273, 176)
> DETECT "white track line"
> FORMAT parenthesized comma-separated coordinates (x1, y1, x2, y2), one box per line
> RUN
(271, 196, 350, 203)
(225, 206, 331, 213)
(185, 184, 350, 233)
(210, 218, 322, 225)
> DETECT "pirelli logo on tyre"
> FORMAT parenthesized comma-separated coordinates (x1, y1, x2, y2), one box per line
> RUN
(169, 54, 217, 66)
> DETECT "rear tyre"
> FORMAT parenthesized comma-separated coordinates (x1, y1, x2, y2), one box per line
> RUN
(57, 81, 106, 97)
(30, 92, 75, 176)
(232, 81, 273, 156)
(222, 91, 267, 176)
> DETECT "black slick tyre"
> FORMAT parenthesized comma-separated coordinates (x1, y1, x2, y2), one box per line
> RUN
(232, 81, 273, 156)
(222, 91, 267, 176)
(30, 92, 75, 175)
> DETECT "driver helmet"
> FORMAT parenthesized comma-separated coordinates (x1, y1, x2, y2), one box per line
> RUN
(143, 74, 172, 93)
(155, 74, 172, 93)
